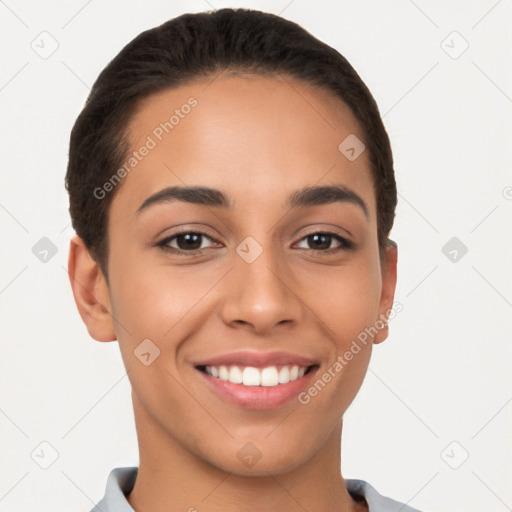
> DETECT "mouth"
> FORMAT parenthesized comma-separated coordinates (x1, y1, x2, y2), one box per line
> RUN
(196, 363, 318, 386)
(194, 362, 320, 410)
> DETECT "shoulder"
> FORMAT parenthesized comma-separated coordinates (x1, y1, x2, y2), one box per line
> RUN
(89, 467, 138, 512)
(346, 479, 425, 512)
(90, 468, 426, 512)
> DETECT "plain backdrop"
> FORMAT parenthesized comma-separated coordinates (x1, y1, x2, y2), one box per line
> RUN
(1, 1, 511, 511)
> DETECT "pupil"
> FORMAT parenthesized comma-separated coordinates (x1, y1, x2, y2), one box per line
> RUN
(310, 234, 330, 250)
(178, 233, 201, 250)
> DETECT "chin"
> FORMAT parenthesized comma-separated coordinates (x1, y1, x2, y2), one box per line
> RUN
(200, 439, 311, 477)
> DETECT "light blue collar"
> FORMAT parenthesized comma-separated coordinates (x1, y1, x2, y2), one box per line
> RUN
(91, 467, 423, 512)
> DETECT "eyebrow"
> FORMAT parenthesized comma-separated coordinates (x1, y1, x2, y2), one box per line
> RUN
(136, 184, 368, 218)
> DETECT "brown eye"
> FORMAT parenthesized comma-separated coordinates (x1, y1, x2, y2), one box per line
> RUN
(296, 232, 353, 253)
(173, 233, 203, 251)
(157, 231, 215, 255)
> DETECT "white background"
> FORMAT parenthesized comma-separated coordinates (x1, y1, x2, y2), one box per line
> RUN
(1, 1, 511, 511)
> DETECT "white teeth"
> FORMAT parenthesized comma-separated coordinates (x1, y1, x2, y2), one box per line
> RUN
(261, 367, 279, 386)
(203, 364, 310, 387)
(278, 366, 290, 384)
(218, 365, 229, 381)
(242, 367, 261, 386)
(229, 365, 243, 384)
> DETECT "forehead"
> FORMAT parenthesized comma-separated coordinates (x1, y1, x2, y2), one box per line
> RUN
(111, 74, 375, 220)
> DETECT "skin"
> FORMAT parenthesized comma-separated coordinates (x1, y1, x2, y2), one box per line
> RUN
(68, 73, 397, 512)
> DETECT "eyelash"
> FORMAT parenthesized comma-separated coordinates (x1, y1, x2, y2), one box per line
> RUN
(156, 229, 354, 256)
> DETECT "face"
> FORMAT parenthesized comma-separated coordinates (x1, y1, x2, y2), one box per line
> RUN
(74, 74, 397, 476)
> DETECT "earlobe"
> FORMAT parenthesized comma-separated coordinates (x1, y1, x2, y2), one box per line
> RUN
(67, 235, 117, 342)
(374, 240, 398, 344)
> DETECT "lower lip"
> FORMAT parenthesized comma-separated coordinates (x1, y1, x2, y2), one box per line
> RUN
(196, 366, 319, 410)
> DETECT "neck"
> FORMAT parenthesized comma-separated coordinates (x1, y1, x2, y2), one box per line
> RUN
(127, 392, 366, 512)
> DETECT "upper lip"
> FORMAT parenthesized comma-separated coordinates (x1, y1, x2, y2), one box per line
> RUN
(193, 350, 318, 368)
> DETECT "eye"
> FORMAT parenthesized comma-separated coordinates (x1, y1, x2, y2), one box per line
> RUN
(156, 230, 353, 257)
(156, 231, 216, 255)
(295, 232, 353, 254)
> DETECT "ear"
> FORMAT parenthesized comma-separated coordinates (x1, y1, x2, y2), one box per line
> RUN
(373, 240, 398, 344)
(67, 235, 116, 342)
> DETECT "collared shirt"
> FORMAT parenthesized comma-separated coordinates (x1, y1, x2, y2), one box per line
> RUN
(90, 467, 423, 512)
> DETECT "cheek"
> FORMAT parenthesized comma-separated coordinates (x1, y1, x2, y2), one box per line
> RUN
(297, 274, 379, 424)
(306, 257, 382, 343)
(108, 255, 225, 362)
(301, 256, 381, 396)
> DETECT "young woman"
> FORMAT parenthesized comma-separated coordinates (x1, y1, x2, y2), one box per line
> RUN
(66, 8, 421, 512)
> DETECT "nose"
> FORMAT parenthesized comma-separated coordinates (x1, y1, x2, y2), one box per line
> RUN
(219, 241, 303, 334)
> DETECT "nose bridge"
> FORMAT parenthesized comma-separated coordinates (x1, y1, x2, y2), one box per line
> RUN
(220, 233, 301, 332)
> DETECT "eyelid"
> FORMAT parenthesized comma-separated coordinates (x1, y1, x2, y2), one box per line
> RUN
(293, 222, 353, 240)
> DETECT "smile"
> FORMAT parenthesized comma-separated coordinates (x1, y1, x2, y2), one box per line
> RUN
(195, 363, 320, 410)
(198, 364, 313, 387)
